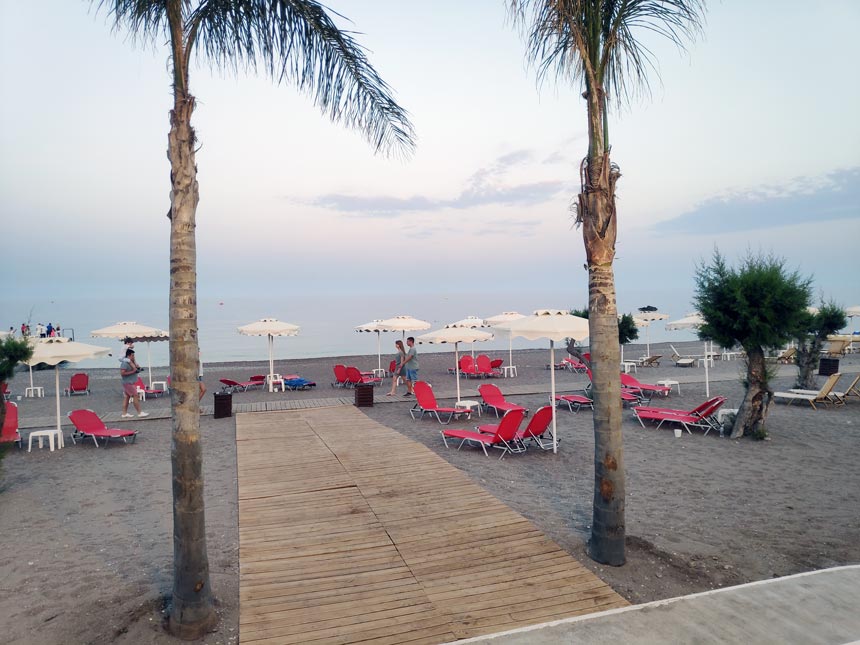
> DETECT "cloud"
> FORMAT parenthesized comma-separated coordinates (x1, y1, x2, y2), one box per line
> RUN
(308, 149, 569, 217)
(652, 167, 860, 234)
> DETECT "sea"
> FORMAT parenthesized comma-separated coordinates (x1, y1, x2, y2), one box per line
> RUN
(5, 292, 705, 370)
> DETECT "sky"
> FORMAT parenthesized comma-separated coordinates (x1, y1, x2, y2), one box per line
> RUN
(2, 1, 859, 324)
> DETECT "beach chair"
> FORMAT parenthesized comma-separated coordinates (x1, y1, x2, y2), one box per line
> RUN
(1, 401, 21, 448)
(638, 355, 662, 367)
(331, 364, 349, 388)
(410, 381, 471, 424)
(778, 373, 845, 409)
(345, 366, 382, 386)
(281, 375, 316, 390)
(458, 355, 481, 379)
(134, 377, 166, 400)
(521, 406, 555, 450)
(620, 373, 671, 398)
(441, 408, 526, 459)
(821, 340, 851, 357)
(478, 384, 528, 418)
(64, 373, 90, 396)
(835, 374, 860, 400)
(490, 358, 504, 370)
(633, 396, 727, 435)
(775, 347, 797, 364)
(669, 350, 695, 368)
(553, 393, 594, 412)
(1, 382, 10, 401)
(247, 375, 266, 390)
(67, 409, 138, 448)
(476, 354, 502, 378)
(563, 356, 588, 373)
(218, 377, 260, 393)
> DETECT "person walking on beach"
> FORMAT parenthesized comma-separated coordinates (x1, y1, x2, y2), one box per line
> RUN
(386, 339, 407, 396)
(37, 322, 46, 338)
(402, 336, 419, 396)
(120, 348, 149, 418)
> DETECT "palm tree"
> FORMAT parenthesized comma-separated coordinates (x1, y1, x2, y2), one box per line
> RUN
(94, 1, 414, 637)
(508, 0, 704, 566)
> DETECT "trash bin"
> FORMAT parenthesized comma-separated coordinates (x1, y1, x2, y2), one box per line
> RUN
(354, 384, 374, 408)
(818, 357, 839, 376)
(213, 391, 232, 418)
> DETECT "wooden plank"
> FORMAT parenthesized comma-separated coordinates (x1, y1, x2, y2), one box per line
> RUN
(237, 406, 626, 644)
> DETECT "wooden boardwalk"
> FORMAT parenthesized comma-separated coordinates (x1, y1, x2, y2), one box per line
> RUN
(236, 405, 626, 644)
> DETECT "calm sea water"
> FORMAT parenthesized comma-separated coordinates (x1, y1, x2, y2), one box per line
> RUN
(5, 292, 704, 369)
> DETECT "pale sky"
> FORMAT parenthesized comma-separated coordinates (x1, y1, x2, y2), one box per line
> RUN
(2, 1, 859, 317)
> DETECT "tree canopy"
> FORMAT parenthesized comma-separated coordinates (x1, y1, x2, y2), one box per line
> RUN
(694, 250, 812, 352)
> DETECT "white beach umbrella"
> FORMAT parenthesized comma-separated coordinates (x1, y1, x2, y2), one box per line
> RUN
(495, 310, 590, 453)
(416, 326, 494, 404)
(665, 312, 712, 397)
(633, 310, 669, 356)
(376, 315, 431, 339)
(24, 338, 112, 447)
(91, 321, 169, 387)
(484, 311, 526, 367)
(447, 316, 490, 359)
(237, 318, 300, 391)
(0, 330, 10, 339)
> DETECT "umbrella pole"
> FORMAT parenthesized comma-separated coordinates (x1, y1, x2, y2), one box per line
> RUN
(645, 325, 651, 357)
(455, 343, 461, 404)
(147, 341, 153, 388)
(29, 364, 34, 389)
(704, 340, 710, 397)
(55, 367, 63, 448)
(550, 340, 557, 454)
(268, 334, 275, 392)
(376, 331, 382, 372)
(508, 332, 513, 368)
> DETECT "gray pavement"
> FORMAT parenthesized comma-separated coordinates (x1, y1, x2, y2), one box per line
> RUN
(453, 566, 860, 645)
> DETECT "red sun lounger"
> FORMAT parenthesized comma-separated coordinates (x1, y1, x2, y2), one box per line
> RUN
(68, 409, 138, 448)
(478, 383, 529, 418)
(441, 408, 526, 459)
(410, 381, 471, 424)
(633, 396, 727, 436)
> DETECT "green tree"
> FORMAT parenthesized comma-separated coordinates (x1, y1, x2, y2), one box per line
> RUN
(694, 250, 811, 439)
(94, 1, 414, 637)
(0, 336, 33, 433)
(510, 0, 704, 566)
(794, 304, 846, 389)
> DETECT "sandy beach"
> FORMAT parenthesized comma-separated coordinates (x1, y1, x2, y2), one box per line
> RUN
(1, 340, 858, 644)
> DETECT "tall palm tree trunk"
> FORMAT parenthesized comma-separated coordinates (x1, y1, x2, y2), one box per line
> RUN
(166, 4, 216, 636)
(582, 90, 626, 566)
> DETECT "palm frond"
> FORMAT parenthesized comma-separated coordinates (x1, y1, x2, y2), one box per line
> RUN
(509, 0, 705, 107)
(95, 0, 415, 158)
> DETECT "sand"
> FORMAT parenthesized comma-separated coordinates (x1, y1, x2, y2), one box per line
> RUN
(1, 340, 858, 643)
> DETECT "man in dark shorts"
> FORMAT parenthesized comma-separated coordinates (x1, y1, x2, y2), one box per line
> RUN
(120, 348, 148, 418)
(402, 336, 419, 396)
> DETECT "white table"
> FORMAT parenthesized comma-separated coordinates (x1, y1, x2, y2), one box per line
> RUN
(372, 368, 387, 379)
(621, 361, 638, 374)
(697, 357, 715, 368)
(28, 429, 62, 452)
(657, 379, 680, 394)
(501, 365, 518, 378)
(151, 380, 168, 392)
(455, 400, 481, 417)
(25, 386, 44, 398)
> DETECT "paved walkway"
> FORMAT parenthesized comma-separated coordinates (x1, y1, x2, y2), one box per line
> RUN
(235, 406, 626, 643)
(455, 565, 860, 644)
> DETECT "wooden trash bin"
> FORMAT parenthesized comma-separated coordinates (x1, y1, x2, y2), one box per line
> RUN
(213, 392, 232, 418)
(354, 384, 374, 408)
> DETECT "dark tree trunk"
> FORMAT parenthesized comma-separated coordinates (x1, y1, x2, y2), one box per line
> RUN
(732, 347, 773, 438)
(795, 338, 824, 390)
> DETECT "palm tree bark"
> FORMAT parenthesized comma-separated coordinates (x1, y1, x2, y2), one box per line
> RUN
(732, 348, 772, 439)
(582, 89, 625, 566)
(165, 2, 216, 637)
